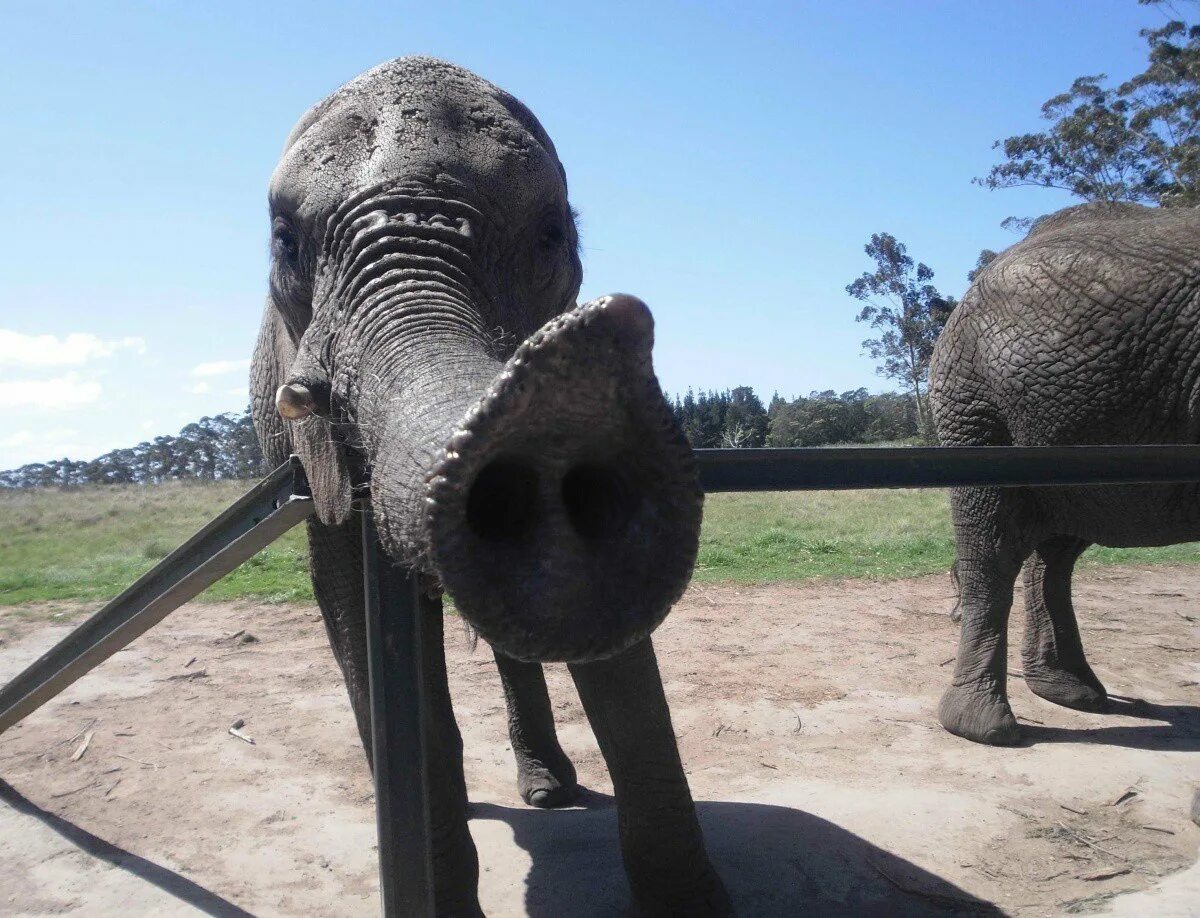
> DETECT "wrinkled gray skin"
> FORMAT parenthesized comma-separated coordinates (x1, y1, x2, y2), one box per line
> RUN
(250, 57, 730, 914)
(931, 202, 1200, 746)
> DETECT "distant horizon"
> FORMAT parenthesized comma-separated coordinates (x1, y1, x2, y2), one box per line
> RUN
(0, 1, 1166, 466)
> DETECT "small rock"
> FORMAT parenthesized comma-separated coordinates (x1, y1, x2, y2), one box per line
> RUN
(1190, 788, 1200, 828)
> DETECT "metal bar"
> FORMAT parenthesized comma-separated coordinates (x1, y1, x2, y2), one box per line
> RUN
(696, 444, 1200, 493)
(362, 508, 434, 918)
(0, 458, 314, 734)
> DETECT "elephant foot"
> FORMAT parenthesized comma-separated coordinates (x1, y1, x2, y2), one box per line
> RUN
(1024, 664, 1108, 713)
(938, 682, 1021, 745)
(516, 750, 579, 809)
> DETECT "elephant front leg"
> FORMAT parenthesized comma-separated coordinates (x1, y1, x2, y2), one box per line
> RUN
(493, 651, 579, 808)
(1021, 536, 1108, 712)
(569, 639, 732, 916)
(938, 487, 1029, 746)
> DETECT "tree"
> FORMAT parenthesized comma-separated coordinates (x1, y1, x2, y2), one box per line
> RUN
(976, 2, 1200, 215)
(722, 386, 768, 448)
(1122, 7, 1200, 205)
(846, 233, 955, 440)
(671, 388, 767, 449)
(975, 76, 1149, 209)
(764, 389, 919, 447)
(967, 249, 999, 284)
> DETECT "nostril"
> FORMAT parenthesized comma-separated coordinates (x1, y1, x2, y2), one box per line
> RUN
(562, 463, 640, 540)
(466, 459, 540, 542)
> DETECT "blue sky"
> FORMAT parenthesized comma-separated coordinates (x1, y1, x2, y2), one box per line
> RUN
(0, 1, 1167, 466)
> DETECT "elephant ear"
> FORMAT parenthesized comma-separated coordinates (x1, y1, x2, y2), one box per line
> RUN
(251, 303, 353, 525)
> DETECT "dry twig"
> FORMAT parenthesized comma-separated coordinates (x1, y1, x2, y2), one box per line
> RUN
(70, 731, 93, 762)
(1057, 822, 1126, 862)
(162, 670, 208, 682)
(50, 780, 96, 799)
(228, 718, 256, 745)
(113, 752, 160, 769)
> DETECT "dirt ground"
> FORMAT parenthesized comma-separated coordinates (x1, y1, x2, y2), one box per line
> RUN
(0, 567, 1197, 916)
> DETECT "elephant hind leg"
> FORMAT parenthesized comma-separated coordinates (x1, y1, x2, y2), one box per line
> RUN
(493, 652, 579, 808)
(1021, 536, 1108, 712)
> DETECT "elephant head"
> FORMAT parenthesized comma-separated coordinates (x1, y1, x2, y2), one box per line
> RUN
(262, 57, 701, 662)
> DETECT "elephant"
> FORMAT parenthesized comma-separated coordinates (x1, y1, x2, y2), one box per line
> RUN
(930, 202, 1200, 746)
(249, 57, 731, 914)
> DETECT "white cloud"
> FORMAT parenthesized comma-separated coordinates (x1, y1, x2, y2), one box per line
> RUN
(192, 358, 249, 377)
(0, 429, 76, 449)
(0, 330, 145, 368)
(0, 427, 84, 465)
(0, 373, 102, 411)
(188, 381, 212, 395)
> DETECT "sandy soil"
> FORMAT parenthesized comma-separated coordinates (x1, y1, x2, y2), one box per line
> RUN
(0, 567, 1197, 916)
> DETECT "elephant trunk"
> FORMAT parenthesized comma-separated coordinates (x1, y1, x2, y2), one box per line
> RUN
(357, 296, 701, 662)
(421, 294, 703, 662)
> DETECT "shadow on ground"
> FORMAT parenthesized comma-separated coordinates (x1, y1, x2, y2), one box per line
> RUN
(473, 790, 1000, 917)
(1020, 697, 1200, 751)
(0, 779, 251, 917)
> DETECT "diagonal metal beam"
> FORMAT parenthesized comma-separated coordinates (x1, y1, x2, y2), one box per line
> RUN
(695, 444, 1200, 492)
(0, 458, 314, 734)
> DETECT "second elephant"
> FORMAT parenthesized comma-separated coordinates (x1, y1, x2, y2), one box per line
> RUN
(931, 202, 1200, 746)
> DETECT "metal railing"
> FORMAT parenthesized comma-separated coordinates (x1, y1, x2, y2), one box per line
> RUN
(3, 444, 1200, 916)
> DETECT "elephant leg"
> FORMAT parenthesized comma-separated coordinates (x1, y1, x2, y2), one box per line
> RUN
(569, 639, 732, 916)
(493, 652, 579, 808)
(938, 487, 1031, 746)
(1021, 536, 1108, 712)
(307, 520, 480, 915)
(307, 518, 374, 749)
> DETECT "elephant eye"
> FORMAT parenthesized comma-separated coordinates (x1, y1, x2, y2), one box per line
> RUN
(272, 219, 300, 261)
(538, 220, 566, 250)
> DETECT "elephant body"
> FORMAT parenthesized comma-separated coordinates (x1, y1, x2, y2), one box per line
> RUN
(251, 57, 729, 914)
(930, 202, 1200, 745)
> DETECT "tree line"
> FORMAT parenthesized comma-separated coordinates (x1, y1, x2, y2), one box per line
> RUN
(0, 386, 926, 488)
(0, 412, 264, 489)
(673, 387, 919, 449)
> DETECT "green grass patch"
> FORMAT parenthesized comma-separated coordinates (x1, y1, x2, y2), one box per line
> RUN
(0, 480, 312, 606)
(695, 489, 1200, 580)
(2, 480, 1199, 607)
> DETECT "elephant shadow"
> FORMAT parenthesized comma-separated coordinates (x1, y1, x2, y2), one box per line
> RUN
(1019, 695, 1200, 750)
(471, 790, 1000, 917)
(0, 778, 252, 917)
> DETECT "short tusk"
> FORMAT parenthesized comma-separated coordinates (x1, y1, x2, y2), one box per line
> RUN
(275, 383, 316, 420)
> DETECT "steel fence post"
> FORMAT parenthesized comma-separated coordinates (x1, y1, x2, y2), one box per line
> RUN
(362, 507, 435, 917)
